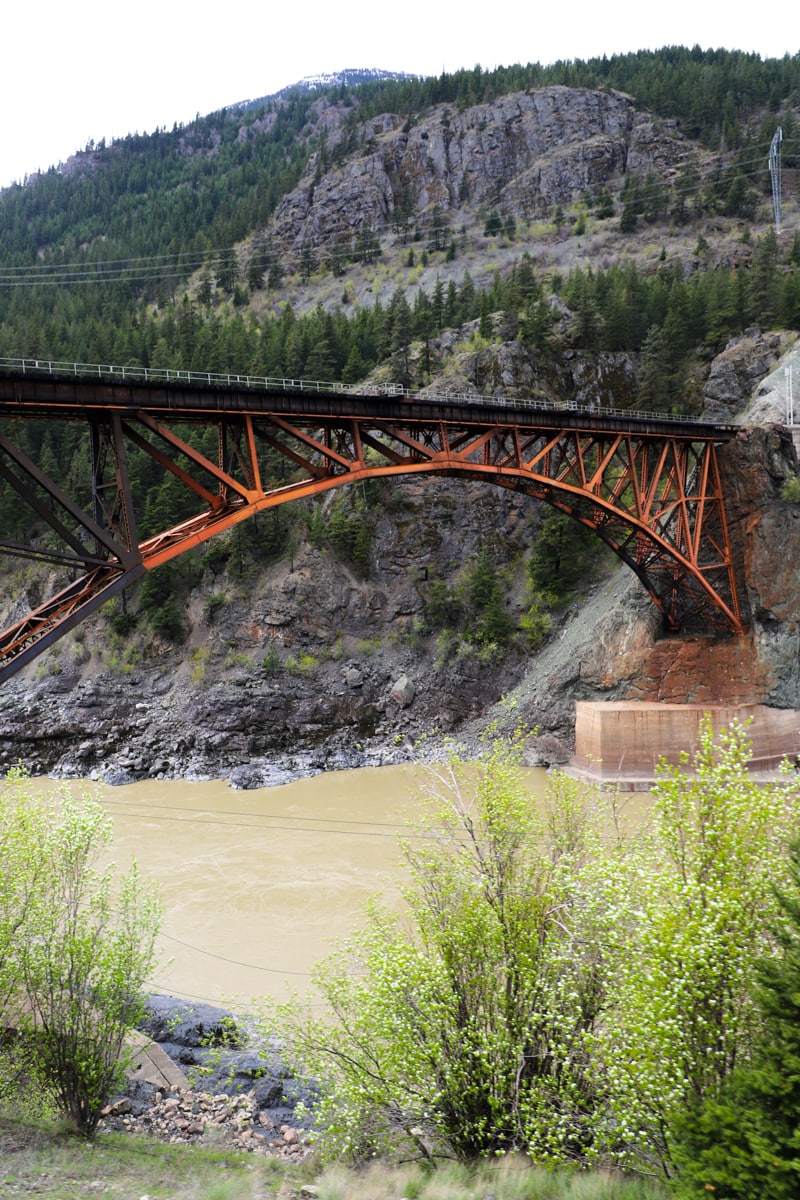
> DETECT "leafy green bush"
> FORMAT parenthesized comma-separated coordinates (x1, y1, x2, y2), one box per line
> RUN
(261, 643, 281, 674)
(670, 836, 800, 1198)
(597, 719, 800, 1174)
(519, 593, 552, 650)
(277, 720, 800, 1175)
(780, 474, 800, 503)
(0, 768, 161, 1135)
(203, 592, 228, 623)
(280, 734, 615, 1164)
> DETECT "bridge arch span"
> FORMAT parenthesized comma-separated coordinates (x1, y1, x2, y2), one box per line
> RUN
(0, 366, 745, 681)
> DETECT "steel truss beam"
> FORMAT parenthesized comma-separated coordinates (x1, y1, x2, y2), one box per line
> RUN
(0, 387, 745, 682)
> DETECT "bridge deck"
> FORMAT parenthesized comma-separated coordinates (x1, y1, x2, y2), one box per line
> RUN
(0, 365, 739, 441)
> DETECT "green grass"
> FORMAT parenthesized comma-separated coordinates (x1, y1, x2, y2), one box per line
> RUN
(0, 1118, 296, 1200)
(0, 1118, 669, 1200)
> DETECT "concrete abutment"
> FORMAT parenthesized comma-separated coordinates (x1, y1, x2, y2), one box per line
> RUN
(568, 700, 800, 789)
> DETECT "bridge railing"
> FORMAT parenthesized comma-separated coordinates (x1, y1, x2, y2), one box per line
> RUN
(0, 355, 727, 429)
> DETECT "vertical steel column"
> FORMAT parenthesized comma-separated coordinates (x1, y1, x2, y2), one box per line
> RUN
(110, 411, 138, 561)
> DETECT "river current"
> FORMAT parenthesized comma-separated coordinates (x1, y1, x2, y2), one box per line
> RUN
(33, 766, 547, 1009)
(36, 764, 643, 1011)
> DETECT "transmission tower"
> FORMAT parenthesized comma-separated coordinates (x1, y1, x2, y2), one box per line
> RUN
(769, 126, 783, 234)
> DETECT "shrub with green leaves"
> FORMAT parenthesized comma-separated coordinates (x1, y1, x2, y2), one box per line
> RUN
(276, 719, 800, 1175)
(0, 768, 161, 1135)
(669, 835, 800, 1198)
(596, 719, 800, 1175)
(280, 734, 618, 1164)
(780, 474, 800, 504)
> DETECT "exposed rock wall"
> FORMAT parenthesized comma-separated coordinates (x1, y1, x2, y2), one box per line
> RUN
(0, 479, 536, 783)
(272, 87, 692, 253)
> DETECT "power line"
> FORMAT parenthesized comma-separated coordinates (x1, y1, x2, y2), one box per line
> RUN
(102, 802, 433, 839)
(157, 927, 320, 976)
(0, 145, 795, 292)
(103, 795, 415, 831)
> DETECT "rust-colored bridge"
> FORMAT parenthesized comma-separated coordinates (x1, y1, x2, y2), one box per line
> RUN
(0, 360, 745, 683)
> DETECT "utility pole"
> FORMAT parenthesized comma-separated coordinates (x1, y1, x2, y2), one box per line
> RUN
(787, 364, 794, 427)
(770, 127, 783, 235)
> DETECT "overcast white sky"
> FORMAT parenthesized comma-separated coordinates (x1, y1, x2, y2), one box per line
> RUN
(2, 1, 797, 190)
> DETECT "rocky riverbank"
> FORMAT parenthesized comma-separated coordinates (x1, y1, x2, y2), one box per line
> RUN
(101, 995, 316, 1159)
(0, 476, 540, 785)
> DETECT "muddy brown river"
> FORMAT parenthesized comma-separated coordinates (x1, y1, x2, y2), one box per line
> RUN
(35, 765, 645, 1011)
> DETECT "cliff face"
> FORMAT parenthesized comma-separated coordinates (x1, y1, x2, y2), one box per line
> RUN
(271, 86, 691, 256)
(0, 478, 537, 783)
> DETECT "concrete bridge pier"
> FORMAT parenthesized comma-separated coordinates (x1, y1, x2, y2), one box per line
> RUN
(567, 700, 800, 790)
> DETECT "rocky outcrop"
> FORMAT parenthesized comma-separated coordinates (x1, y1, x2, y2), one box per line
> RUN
(429, 335, 639, 410)
(271, 87, 693, 254)
(0, 478, 534, 782)
(702, 329, 795, 420)
(102, 1088, 312, 1159)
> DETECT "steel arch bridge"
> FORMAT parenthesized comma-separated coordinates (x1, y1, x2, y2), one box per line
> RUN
(0, 361, 746, 683)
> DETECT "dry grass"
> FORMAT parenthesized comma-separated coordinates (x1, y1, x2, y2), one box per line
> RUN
(312, 1158, 669, 1200)
(0, 1117, 671, 1200)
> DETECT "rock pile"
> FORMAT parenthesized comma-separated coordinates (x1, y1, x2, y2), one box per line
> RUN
(99, 995, 316, 1159)
(100, 1088, 312, 1158)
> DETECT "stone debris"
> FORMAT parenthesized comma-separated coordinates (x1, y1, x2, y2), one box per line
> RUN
(99, 1087, 312, 1159)
(389, 674, 415, 708)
